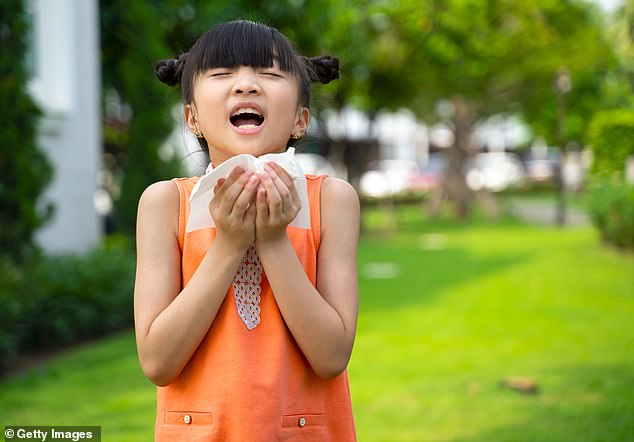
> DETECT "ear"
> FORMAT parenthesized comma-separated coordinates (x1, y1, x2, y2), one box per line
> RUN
(292, 107, 310, 137)
(184, 103, 198, 133)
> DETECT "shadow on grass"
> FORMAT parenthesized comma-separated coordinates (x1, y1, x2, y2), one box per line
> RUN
(361, 201, 526, 236)
(0, 329, 155, 439)
(359, 204, 535, 312)
(359, 240, 530, 313)
(452, 362, 634, 442)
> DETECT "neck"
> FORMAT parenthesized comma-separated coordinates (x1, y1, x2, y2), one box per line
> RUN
(208, 146, 287, 168)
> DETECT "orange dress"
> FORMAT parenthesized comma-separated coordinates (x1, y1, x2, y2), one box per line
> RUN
(154, 174, 356, 441)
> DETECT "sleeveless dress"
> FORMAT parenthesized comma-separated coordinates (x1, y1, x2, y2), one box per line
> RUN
(154, 174, 356, 441)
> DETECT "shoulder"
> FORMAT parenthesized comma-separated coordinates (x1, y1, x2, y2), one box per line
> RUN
(319, 177, 360, 236)
(320, 177, 359, 212)
(138, 180, 179, 212)
(136, 180, 181, 236)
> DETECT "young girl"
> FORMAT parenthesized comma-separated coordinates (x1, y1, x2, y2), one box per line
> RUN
(134, 20, 359, 441)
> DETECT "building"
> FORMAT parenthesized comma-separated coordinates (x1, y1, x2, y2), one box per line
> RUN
(28, 0, 101, 253)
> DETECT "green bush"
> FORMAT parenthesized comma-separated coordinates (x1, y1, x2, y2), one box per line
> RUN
(0, 246, 135, 373)
(586, 178, 634, 250)
(587, 109, 634, 178)
(0, 0, 53, 263)
(101, 1, 183, 234)
(586, 110, 634, 250)
(0, 257, 24, 371)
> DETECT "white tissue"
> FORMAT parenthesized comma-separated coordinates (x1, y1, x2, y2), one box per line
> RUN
(186, 147, 310, 233)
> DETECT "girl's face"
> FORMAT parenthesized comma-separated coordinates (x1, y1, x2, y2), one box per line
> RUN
(185, 63, 309, 165)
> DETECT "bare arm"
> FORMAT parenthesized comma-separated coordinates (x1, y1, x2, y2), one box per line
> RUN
(255, 165, 359, 378)
(134, 168, 259, 386)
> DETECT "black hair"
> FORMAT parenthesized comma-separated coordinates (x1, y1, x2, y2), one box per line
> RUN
(155, 20, 340, 153)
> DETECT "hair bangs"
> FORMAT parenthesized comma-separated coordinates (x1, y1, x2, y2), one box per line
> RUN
(192, 21, 298, 76)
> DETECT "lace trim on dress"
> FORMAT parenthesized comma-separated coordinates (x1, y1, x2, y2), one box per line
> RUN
(232, 245, 263, 330)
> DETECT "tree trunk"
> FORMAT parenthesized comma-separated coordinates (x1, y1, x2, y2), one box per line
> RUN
(428, 96, 474, 218)
(555, 88, 567, 226)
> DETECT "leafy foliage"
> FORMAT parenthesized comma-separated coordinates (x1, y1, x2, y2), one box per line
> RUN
(586, 108, 634, 250)
(0, 257, 22, 371)
(587, 179, 634, 250)
(97, 1, 621, 223)
(610, 0, 634, 82)
(303, 0, 614, 138)
(0, 0, 52, 262)
(309, 0, 613, 217)
(101, 1, 183, 234)
(588, 109, 634, 178)
(0, 245, 136, 373)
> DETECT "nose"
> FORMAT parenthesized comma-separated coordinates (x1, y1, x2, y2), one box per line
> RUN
(231, 67, 261, 96)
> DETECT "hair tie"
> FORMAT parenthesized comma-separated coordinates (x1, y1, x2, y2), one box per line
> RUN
(303, 55, 340, 84)
(155, 53, 188, 86)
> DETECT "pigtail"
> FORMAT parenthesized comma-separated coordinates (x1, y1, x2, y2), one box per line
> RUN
(302, 55, 340, 84)
(155, 53, 188, 86)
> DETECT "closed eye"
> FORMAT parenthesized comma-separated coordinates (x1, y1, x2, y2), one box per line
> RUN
(205, 68, 235, 77)
(261, 71, 284, 78)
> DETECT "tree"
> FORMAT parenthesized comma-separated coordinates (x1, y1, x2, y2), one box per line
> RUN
(320, 0, 614, 218)
(610, 0, 634, 81)
(598, 0, 634, 110)
(410, 1, 609, 216)
(100, 1, 183, 235)
(0, 0, 52, 262)
(101, 0, 616, 221)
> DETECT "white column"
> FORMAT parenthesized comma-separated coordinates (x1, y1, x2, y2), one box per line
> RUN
(31, 0, 102, 253)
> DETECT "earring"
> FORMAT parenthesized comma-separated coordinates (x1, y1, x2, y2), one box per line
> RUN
(291, 132, 303, 140)
(193, 127, 204, 138)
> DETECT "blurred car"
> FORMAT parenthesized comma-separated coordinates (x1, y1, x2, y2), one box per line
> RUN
(466, 152, 526, 192)
(409, 152, 447, 193)
(359, 159, 420, 198)
(295, 153, 337, 176)
(522, 149, 560, 184)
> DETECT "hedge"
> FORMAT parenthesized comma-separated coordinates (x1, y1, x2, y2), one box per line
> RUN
(0, 245, 135, 374)
(587, 109, 634, 178)
(586, 178, 634, 250)
(585, 109, 634, 250)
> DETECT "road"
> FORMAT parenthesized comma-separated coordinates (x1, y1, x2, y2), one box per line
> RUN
(506, 197, 591, 226)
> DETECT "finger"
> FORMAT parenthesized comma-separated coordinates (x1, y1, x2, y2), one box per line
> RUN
(218, 170, 253, 215)
(213, 166, 243, 199)
(255, 187, 268, 228)
(275, 163, 301, 209)
(267, 162, 294, 189)
(218, 165, 246, 189)
(244, 197, 256, 225)
(213, 178, 225, 193)
(230, 174, 260, 217)
(265, 165, 294, 209)
(210, 178, 225, 210)
(260, 170, 282, 215)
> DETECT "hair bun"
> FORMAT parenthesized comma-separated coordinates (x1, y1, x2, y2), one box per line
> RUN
(155, 53, 187, 86)
(303, 55, 340, 84)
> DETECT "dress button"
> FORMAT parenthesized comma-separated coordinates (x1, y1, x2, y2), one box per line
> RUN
(183, 414, 192, 424)
(298, 417, 306, 427)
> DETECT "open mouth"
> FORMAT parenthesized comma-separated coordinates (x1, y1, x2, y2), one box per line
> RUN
(230, 107, 265, 130)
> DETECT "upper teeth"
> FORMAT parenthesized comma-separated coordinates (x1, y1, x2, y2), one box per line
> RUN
(232, 107, 262, 117)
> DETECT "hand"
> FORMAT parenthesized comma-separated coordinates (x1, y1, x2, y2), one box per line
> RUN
(255, 162, 301, 244)
(208, 166, 260, 249)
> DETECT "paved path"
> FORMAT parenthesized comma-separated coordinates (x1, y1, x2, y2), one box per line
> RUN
(506, 198, 591, 226)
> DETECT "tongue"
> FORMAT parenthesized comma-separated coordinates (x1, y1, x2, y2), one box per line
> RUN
(234, 117, 261, 128)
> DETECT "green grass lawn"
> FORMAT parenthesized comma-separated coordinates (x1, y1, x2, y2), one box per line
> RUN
(2, 206, 633, 441)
